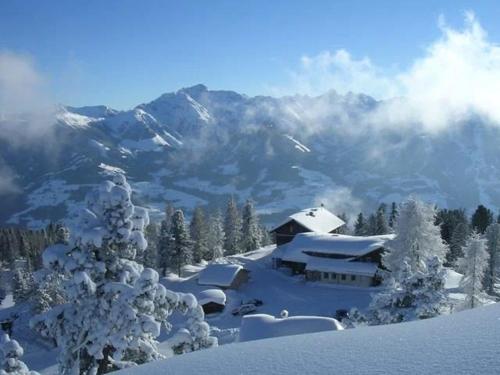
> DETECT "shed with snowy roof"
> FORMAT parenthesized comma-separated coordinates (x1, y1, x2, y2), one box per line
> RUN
(270, 207, 345, 246)
(272, 233, 394, 287)
(197, 289, 227, 314)
(198, 263, 249, 290)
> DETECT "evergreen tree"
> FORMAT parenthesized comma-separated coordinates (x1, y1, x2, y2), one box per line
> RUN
(484, 223, 500, 296)
(366, 214, 377, 236)
(30, 175, 183, 374)
(447, 222, 470, 266)
(259, 225, 273, 246)
(459, 232, 489, 309)
(169, 210, 193, 276)
(190, 207, 209, 263)
(354, 213, 367, 236)
(224, 197, 242, 255)
(471, 205, 493, 234)
(158, 204, 175, 276)
(240, 200, 261, 253)
(0, 333, 40, 375)
(375, 204, 389, 235)
(12, 267, 34, 304)
(142, 223, 160, 269)
(388, 202, 398, 229)
(384, 197, 447, 279)
(206, 210, 225, 260)
(367, 257, 448, 324)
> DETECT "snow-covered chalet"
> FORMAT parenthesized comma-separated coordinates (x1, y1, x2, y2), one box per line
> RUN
(270, 206, 345, 246)
(273, 233, 394, 287)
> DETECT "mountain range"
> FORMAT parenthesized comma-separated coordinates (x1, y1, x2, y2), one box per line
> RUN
(1, 84, 500, 228)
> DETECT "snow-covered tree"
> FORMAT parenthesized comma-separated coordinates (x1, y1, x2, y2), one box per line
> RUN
(30, 175, 185, 374)
(259, 225, 273, 246)
(169, 294, 217, 355)
(12, 267, 34, 304)
(168, 210, 193, 276)
(459, 232, 489, 309)
(190, 207, 209, 263)
(241, 200, 261, 253)
(224, 197, 242, 255)
(0, 333, 40, 375)
(484, 223, 500, 296)
(157, 203, 176, 275)
(206, 210, 225, 260)
(367, 257, 448, 324)
(384, 197, 447, 279)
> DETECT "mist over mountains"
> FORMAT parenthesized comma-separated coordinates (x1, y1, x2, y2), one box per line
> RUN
(1, 83, 500, 228)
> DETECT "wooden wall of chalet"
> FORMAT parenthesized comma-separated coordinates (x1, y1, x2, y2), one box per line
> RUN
(271, 220, 310, 246)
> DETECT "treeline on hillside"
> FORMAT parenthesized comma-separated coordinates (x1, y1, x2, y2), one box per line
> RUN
(0, 223, 63, 270)
(139, 197, 273, 276)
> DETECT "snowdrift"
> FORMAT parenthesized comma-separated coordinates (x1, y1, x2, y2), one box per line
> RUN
(118, 303, 500, 375)
(238, 314, 343, 342)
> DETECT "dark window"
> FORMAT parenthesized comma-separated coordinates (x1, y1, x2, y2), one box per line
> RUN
(351, 275, 356, 281)
(323, 272, 329, 279)
(332, 273, 337, 279)
(341, 274, 346, 280)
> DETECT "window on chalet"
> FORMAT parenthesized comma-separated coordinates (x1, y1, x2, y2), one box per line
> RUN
(351, 275, 356, 281)
(323, 272, 329, 279)
(341, 274, 346, 280)
(332, 273, 337, 279)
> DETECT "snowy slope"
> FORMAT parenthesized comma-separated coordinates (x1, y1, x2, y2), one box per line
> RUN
(119, 302, 500, 375)
(3, 85, 500, 227)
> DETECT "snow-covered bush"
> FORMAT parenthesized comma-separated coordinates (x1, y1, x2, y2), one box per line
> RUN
(0, 333, 39, 375)
(30, 175, 216, 375)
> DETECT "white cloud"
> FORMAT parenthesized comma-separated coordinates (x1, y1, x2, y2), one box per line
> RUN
(0, 51, 56, 145)
(281, 12, 500, 132)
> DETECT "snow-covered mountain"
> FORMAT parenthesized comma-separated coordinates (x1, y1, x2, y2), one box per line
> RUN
(2, 84, 500, 228)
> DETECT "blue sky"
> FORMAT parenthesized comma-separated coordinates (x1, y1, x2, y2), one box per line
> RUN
(1, 0, 500, 109)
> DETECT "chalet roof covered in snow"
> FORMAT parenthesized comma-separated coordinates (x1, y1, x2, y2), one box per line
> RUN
(197, 289, 227, 306)
(305, 257, 379, 277)
(271, 207, 345, 233)
(277, 233, 395, 263)
(198, 264, 244, 288)
(238, 313, 343, 342)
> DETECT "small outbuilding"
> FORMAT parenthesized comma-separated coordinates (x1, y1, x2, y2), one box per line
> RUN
(197, 289, 227, 315)
(198, 263, 250, 290)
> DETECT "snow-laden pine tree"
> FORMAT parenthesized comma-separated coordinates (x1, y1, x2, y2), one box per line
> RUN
(224, 197, 242, 255)
(12, 267, 34, 304)
(0, 333, 40, 375)
(206, 210, 225, 260)
(259, 225, 273, 246)
(168, 210, 193, 276)
(459, 232, 489, 309)
(30, 175, 187, 374)
(471, 205, 493, 234)
(384, 197, 447, 279)
(241, 200, 261, 253)
(367, 257, 448, 324)
(190, 207, 209, 263)
(33, 226, 68, 313)
(484, 223, 500, 296)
